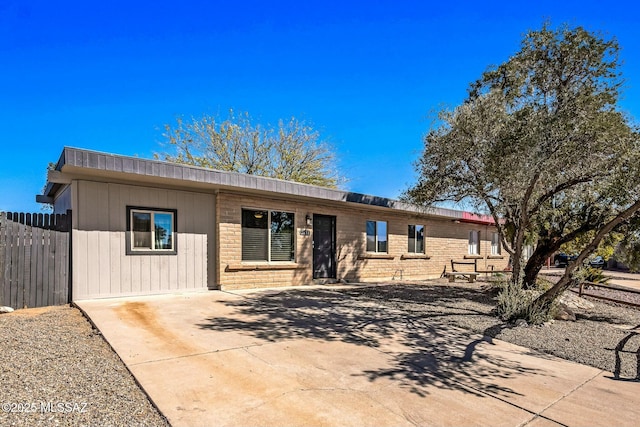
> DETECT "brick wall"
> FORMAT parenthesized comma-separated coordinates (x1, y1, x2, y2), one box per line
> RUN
(216, 192, 509, 290)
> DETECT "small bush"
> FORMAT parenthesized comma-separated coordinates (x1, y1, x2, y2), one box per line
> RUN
(535, 276, 554, 292)
(495, 280, 531, 320)
(523, 298, 558, 325)
(496, 279, 555, 325)
(574, 266, 610, 285)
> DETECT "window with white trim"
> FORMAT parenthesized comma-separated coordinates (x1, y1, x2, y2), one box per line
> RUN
(366, 220, 388, 253)
(468, 230, 480, 255)
(408, 225, 425, 253)
(242, 209, 295, 261)
(523, 244, 534, 261)
(491, 232, 501, 255)
(127, 207, 176, 254)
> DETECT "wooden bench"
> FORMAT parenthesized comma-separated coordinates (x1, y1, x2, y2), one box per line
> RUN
(445, 271, 478, 283)
(444, 260, 509, 283)
(447, 260, 479, 283)
(476, 265, 496, 275)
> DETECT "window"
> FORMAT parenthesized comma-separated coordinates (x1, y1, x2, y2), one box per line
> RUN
(491, 232, 501, 255)
(523, 244, 534, 261)
(468, 230, 480, 255)
(366, 220, 388, 253)
(242, 209, 295, 261)
(127, 207, 176, 254)
(408, 225, 425, 253)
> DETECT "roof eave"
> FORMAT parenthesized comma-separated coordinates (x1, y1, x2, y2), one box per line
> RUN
(37, 147, 474, 221)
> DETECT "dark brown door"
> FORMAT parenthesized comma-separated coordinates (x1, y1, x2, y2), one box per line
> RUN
(313, 215, 336, 279)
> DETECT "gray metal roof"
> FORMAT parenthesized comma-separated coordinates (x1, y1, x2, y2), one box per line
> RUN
(42, 147, 467, 220)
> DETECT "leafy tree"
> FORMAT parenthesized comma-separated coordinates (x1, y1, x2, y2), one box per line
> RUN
(40, 162, 57, 212)
(559, 230, 623, 262)
(612, 218, 640, 271)
(405, 23, 640, 322)
(157, 110, 342, 188)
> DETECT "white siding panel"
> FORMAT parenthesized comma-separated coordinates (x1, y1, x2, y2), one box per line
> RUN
(192, 234, 200, 290)
(185, 227, 195, 289)
(194, 233, 203, 288)
(72, 181, 215, 299)
(73, 230, 89, 298)
(150, 255, 160, 293)
(85, 230, 100, 294)
(98, 230, 111, 295)
(109, 231, 122, 295)
(139, 248, 151, 293)
(176, 232, 187, 290)
(131, 254, 142, 294)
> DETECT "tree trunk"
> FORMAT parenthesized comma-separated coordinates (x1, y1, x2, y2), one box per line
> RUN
(522, 222, 600, 289)
(510, 220, 528, 286)
(522, 251, 547, 289)
(522, 239, 562, 288)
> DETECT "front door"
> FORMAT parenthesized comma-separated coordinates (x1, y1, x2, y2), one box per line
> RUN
(313, 214, 336, 279)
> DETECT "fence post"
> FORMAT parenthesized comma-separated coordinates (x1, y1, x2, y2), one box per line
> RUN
(0, 212, 5, 307)
(66, 210, 72, 303)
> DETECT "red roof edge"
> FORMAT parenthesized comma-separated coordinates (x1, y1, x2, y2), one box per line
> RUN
(460, 212, 496, 225)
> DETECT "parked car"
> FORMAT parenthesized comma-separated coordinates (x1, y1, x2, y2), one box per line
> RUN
(553, 253, 578, 267)
(586, 255, 605, 269)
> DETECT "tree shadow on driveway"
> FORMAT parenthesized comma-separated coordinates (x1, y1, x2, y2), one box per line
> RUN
(198, 284, 542, 398)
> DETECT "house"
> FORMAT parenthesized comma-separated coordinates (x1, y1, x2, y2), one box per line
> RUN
(37, 147, 508, 300)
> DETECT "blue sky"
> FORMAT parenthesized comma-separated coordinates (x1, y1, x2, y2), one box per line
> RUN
(1, 0, 639, 212)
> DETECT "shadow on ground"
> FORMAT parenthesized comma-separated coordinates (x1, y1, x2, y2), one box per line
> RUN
(198, 283, 542, 398)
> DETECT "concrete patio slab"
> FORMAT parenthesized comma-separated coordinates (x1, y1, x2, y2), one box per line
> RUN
(465, 338, 602, 413)
(128, 342, 417, 427)
(538, 371, 640, 427)
(522, 416, 566, 427)
(76, 287, 640, 427)
(79, 291, 266, 364)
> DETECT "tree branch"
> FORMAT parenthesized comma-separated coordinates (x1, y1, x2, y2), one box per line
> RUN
(530, 176, 595, 216)
(536, 199, 640, 304)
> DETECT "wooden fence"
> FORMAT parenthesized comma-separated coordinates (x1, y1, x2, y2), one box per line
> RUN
(0, 212, 71, 309)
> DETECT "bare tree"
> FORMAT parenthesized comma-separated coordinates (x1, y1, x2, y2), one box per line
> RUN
(157, 110, 343, 188)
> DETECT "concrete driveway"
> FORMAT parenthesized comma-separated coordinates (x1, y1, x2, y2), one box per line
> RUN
(77, 286, 638, 427)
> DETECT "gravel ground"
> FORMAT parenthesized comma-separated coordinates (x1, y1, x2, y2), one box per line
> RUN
(575, 286, 640, 307)
(342, 280, 640, 379)
(2, 280, 638, 427)
(0, 305, 169, 427)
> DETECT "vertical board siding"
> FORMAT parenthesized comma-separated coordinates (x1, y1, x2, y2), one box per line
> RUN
(0, 212, 71, 309)
(73, 181, 215, 299)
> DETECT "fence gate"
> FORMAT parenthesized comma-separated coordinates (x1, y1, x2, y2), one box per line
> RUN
(0, 212, 71, 309)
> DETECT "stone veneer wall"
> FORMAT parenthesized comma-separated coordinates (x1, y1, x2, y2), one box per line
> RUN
(216, 191, 508, 290)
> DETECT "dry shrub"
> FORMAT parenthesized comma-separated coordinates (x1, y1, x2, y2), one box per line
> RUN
(496, 279, 556, 325)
